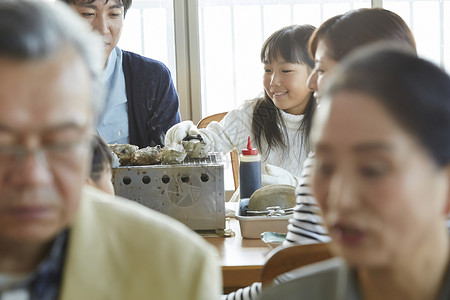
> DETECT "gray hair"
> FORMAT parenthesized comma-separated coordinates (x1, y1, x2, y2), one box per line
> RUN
(0, 0, 105, 119)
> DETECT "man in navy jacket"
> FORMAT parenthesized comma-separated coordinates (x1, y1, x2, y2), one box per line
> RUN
(61, 0, 181, 148)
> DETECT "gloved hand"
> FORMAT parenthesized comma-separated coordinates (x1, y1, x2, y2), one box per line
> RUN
(261, 164, 299, 187)
(164, 121, 200, 151)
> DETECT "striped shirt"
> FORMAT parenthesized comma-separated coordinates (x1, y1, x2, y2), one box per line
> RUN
(222, 152, 330, 300)
(283, 152, 331, 247)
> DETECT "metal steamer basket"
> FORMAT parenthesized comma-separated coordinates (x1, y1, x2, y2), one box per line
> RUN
(112, 154, 225, 233)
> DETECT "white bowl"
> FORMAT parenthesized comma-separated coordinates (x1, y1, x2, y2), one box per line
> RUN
(235, 199, 290, 239)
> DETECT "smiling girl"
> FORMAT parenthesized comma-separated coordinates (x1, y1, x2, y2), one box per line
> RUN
(166, 25, 316, 188)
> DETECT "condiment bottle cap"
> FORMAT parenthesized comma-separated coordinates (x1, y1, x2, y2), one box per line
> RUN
(242, 136, 258, 155)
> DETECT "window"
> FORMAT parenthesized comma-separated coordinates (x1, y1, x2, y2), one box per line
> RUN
(119, 0, 176, 84)
(197, 0, 370, 117)
(117, 0, 449, 123)
(53, 0, 450, 192)
(383, 0, 449, 69)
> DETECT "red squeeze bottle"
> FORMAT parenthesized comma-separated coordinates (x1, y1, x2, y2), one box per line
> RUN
(239, 136, 262, 199)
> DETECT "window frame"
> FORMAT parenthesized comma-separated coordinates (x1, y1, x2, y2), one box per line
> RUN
(180, 0, 448, 122)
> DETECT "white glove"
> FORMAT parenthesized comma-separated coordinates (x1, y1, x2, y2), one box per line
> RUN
(261, 164, 299, 187)
(111, 151, 120, 168)
(164, 121, 200, 151)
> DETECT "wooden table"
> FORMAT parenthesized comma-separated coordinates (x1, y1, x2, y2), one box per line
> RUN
(204, 217, 272, 293)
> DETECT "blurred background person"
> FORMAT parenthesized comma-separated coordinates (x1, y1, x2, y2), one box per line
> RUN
(261, 46, 450, 300)
(222, 9, 417, 300)
(284, 8, 417, 248)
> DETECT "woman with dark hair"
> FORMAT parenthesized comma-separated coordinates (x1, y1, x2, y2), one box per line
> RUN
(307, 8, 416, 100)
(222, 9, 417, 300)
(261, 45, 450, 300)
(166, 25, 316, 192)
(284, 8, 417, 248)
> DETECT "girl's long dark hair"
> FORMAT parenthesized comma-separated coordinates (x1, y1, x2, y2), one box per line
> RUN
(252, 24, 316, 156)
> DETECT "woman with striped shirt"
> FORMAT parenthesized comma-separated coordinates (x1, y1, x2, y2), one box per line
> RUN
(221, 8, 416, 300)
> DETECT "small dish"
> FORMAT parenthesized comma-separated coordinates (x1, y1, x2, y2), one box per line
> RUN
(261, 231, 287, 249)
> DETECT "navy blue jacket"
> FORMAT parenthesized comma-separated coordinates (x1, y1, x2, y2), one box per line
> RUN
(122, 51, 181, 148)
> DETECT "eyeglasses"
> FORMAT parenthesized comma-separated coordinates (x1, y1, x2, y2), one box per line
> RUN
(0, 138, 91, 166)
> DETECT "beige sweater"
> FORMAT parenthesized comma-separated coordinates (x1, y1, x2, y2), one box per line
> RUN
(60, 186, 222, 300)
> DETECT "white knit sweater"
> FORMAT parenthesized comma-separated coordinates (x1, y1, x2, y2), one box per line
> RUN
(198, 99, 307, 178)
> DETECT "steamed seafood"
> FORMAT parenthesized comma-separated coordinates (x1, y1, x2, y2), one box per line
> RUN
(109, 143, 139, 166)
(130, 146, 161, 165)
(160, 148, 187, 164)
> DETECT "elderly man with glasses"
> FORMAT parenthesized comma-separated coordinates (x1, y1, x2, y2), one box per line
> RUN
(0, 1, 221, 299)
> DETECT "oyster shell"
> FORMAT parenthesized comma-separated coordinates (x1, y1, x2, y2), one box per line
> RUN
(130, 146, 161, 165)
(160, 148, 187, 164)
(182, 139, 208, 158)
(108, 143, 139, 166)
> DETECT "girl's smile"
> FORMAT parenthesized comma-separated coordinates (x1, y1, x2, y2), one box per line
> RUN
(263, 58, 312, 115)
